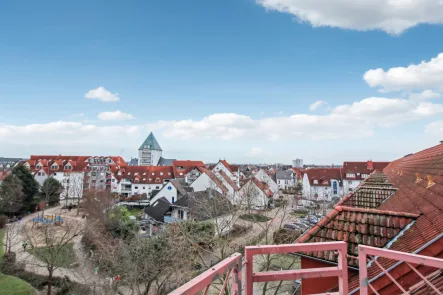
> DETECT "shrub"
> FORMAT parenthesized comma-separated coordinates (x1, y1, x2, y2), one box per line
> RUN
(273, 228, 302, 244)
(240, 214, 271, 222)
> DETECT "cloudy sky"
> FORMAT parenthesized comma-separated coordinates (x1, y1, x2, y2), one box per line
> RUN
(1, 0, 443, 164)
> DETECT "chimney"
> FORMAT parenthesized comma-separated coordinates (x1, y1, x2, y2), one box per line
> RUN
(440, 140, 443, 144)
(367, 160, 373, 170)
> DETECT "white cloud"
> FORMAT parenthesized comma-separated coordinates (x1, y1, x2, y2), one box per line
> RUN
(309, 100, 327, 111)
(247, 147, 270, 157)
(1, 95, 443, 156)
(425, 121, 443, 135)
(85, 86, 120, 102)
(364, 53, 443, 92)
(257, 0, 443, 35)
(409, 90, 441, 100)
(98, 111, 135, 121)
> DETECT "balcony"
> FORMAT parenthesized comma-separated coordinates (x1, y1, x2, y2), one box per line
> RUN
(168, 241, 443, 295)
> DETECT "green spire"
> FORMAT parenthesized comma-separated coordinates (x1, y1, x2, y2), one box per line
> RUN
(139, 132, 162, 151)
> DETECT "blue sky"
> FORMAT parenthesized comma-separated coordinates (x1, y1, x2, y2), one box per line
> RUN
(1, 0, 443, 164)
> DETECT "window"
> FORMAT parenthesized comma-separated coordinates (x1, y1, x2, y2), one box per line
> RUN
(143, 186, 145, 189)
(152, 172, 155, 175)
(333, 181, 338, 195)
(51, 165, 58, 170)
(172, 197, 175, 203)
(65, 165, 72, 170)
(160, 172, 163, 176)
(361, 174, 368, 179)
(179, 210, 184, 219)
(143, 172, 146, 175)
(38, 172, 43, 176)
(156, 186, 159, 189)
(135, 186, 138, 189)
(180, 173, 183, 176)
(349, 188, 353, 191)
(134, 172, 139, 175)
(112, 179, 115, 182)
(168, 172, 171, 175)
(348, 180, 352, 184)
(127, 172, 131, 175)
(313, 180, 318, 184)
(53, 173, 57, 176)
(36, 165, 42, 169)
(346, 173, 356, 178)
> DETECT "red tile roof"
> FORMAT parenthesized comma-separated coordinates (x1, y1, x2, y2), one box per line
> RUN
(27, 155, 91, 173)
(205, 170, 229, 194)
(343, 161, 390, 180)
(173, 160, 205, 177)
(304, 168, 343, 186)
(297, 205, 418, 267)
(217, 170, 239, 191)
(114, 166, 174, 184)
(219, 160, 238, 173)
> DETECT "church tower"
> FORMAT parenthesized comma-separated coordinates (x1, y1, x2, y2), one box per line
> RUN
(138, 132, 162, 166)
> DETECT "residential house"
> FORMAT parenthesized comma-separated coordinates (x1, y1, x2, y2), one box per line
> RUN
(173, 160, 205, 179)
(171, 189, 234, 235)
(215, 170, 240, 204)
(254, 169, 279, 194)
(184, 166, 206, 184)
(190, 170, 229, 198)
(150, 179, 192, 205)
(0, 157, 22, 171)
(276, 170, 295, 189)
(302, 168, 342, 201)
(295, 141, 443, 295)
(212, 160, 239, 182)
(342, 160, 390, 192)
(111, 165, 174, 197)
(238, 178, 276, 210)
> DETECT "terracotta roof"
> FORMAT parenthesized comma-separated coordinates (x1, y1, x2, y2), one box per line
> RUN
(114, 165, 174, 184)
(344, 143, 443, 293)
(304, 168, 343, 186)
(217, 170, 239, 191)
(27, 155, 91, 173)
(343, 161, 390, 180)
(337, 176, 397, 209)
(297, 206, 419, 267)
(219, 160, 238, 173)
(205, 170, 229, 194)
(173, 160, 205, 178)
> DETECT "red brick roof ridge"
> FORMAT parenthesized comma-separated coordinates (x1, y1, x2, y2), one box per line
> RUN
(339, 206, 421, 218)
(296, 207, 342, 243)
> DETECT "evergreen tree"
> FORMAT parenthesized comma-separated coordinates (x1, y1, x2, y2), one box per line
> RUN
(41, 177, 63, 206)
(12, 165, 39, 212)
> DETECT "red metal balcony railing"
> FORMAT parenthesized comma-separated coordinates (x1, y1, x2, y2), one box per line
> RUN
(168, 242, 443, 295)
(244, 241, 348, 295)
(168, 253, 242, 295)
(358, 245, 443, 295)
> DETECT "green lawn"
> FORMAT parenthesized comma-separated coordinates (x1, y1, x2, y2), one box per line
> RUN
(0, 274, 36, 295)
(127, 207, 143, 217)
(290, 212, 307, 218)
(240, 214, 271, 222)
(28, 243, 76, 268)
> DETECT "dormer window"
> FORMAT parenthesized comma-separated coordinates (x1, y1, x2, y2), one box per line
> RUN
(36, 164, 42, 169)
(143, 172, 146, 175)
(313, 180, 318, 184)
(149, 178, 152, 181)
(65, 164, 72, 170)
(127, 172, 131, 175)
(346, 173, 356, 178)
(155, 178, 161, 183)
(160, 172, 163, 176)
(152, 172, 155, 176)
(361, 174, 368, 179)
(168, 172, 171, 175)
(135, 179, 139, 183)
(134, 172, 139, 175)
(51, 165, 58, 170)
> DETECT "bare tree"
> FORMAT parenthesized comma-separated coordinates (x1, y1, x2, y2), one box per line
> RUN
(69, 173, 84, 216)
(22, 218, 85, 295)
(0, 173, 24, 215)
(3, 222, 21, 254)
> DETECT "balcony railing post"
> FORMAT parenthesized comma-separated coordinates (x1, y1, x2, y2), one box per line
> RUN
(358, 246, 369, 295)
(245, 249, 253, 295)
(338, 242, 349, 295)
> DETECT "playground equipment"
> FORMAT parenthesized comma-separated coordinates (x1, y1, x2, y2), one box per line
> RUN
(32, 213, 64, 227)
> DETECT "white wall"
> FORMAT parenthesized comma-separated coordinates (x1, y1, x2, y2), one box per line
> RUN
(255, 169, 279, 194)
(190, 173, 223, 195)
(238, 181, 268, 209)
(131, 183, 163, 196)
(212, 162, 234, 180)
(150, 182, 178, 204)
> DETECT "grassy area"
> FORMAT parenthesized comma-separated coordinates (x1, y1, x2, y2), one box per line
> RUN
(28, 243, 76, 268)
(240, 214, 271, 222)
(290, 212, 307, 218)
(0, 274, 36, 295)
(269, 254, 301, 270)
(127, 207, 143, 217)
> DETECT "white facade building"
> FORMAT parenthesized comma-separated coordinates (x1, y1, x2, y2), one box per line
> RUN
(254, 169, 279, 194)
(302, 168, 342, 201)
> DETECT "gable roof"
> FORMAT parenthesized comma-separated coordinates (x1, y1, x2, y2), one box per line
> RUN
(297, 205, 419, 267)
(172, 189, 231, 221)
(218, 160, 238, 173)
(276, 170, 293, 180)
(168, 179, 193, 196)
(144, 197, 171, 222)
(217, 170, 240, 191)
(304, 168, 343, 186)
(343, 161, 390, 180)
(139, 132, 162, 151)
(173, 160, 205, 177)
(113, 165, 174, 184)
(205, 170, 229, 194)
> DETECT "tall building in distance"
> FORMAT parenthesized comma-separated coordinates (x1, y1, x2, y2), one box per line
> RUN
(292, 158, 303, 168)
(138, 132, 163, 166)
